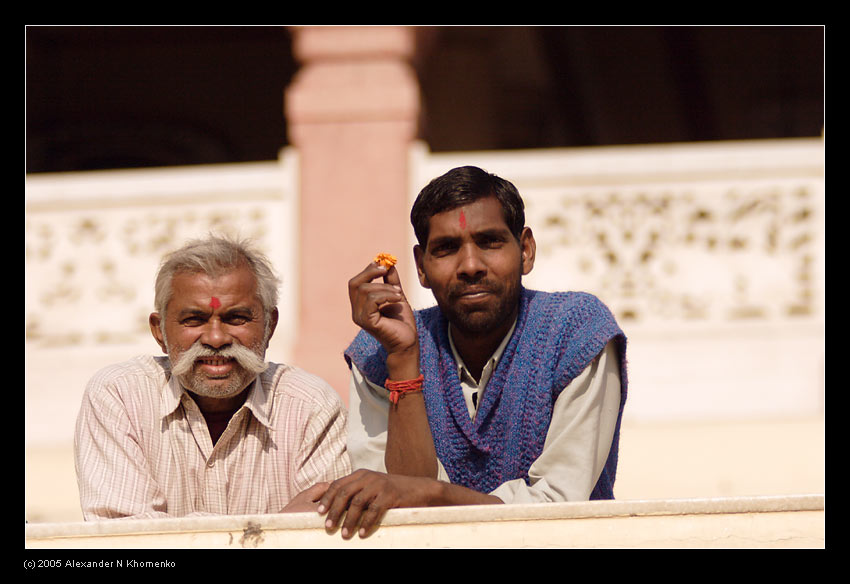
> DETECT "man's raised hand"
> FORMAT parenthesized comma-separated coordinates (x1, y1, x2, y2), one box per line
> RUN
(348, 259, 419, 375)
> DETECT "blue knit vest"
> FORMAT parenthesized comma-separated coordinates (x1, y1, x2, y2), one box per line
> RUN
(344, 288, 627, 499)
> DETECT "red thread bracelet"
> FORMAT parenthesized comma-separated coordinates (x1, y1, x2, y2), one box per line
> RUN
(385, 374, 424, 405)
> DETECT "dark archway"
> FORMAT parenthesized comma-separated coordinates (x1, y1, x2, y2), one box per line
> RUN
(26, 26, 824, 174)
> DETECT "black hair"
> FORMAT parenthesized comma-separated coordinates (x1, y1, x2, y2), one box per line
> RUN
(410, 166, 526, 248)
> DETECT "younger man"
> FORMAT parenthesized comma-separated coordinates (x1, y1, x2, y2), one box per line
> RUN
(320, 166, 627, 538)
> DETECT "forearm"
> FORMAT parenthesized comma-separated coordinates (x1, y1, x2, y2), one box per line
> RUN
(429, 479, 505, 507)
(384, 348, 439, 477)
(385, 393, 438, 477)
(380, 473, 506, 508)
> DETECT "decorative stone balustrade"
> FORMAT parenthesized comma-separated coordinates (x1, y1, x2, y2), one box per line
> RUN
(25, 494, 824, 549)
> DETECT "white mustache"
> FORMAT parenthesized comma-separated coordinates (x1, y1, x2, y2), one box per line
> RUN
(171, 340, 268, 378)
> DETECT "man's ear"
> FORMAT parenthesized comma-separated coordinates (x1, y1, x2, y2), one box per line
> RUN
(149, 312, 168, 354)
(520, 227, 536, 276)
(266, 307, 279, 346)
(413, 244, 431, 289)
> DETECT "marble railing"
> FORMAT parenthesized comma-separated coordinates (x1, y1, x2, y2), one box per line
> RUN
(25, 494, 824, 549)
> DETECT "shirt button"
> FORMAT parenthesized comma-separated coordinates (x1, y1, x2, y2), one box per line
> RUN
(207, 459, 215, 468)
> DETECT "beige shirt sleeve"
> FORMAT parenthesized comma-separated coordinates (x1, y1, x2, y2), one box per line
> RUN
(488, 341, 621, 502)
(74, 361, 184, 520)
(346, 340, 621, 502)
(75, 356, 350, 520)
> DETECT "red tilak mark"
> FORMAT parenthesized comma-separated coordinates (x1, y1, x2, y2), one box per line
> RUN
(209, 296, 221, 309)
(459, 210, 467, 230)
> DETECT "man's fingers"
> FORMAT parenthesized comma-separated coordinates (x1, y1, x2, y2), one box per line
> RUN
(317, 471, 422, 539)
(280, 482, 330, 513)
(317, 486, 348, 530)
(348, 262, 394, 290)
(354, 494, 389, 538)
(317, 470, 394, 539)
(380, 263, 402, 287)
(348, 261, 405, 295)
(349, 276, 402, 306)
(318, 471, 368, 530)
(365, 285, 404, 307)
(303, 482, 330, 501)
(350, 285, 403, 326)
(338, 488, 378, 539)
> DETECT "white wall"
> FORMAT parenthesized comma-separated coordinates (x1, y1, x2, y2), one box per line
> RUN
(408, 138, 825, 423)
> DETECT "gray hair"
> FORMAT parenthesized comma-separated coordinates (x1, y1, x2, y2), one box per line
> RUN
(154, 235, 281, 326)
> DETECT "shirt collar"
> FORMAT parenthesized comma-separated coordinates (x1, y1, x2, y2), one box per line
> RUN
(160, 361, 274, 428)
(447, 318, 517, 385)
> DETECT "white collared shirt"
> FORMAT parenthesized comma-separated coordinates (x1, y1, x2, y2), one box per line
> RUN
(447, 320, 516, 421)
(347, 324, 622, 503)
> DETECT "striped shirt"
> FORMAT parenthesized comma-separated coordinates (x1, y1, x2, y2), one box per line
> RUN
(74, 355, 351, 520)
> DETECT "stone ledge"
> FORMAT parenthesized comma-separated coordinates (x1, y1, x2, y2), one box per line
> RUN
(25, 494, 824, 549)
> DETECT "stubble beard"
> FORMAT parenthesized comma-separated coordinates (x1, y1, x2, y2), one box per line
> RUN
(440, 272, 523, 337)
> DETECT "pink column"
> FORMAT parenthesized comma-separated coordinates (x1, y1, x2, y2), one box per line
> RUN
(285, 26, 421, 401)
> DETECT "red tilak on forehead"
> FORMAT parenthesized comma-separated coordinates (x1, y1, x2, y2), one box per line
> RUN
(459, 209, 467, 230)
(209, 296, 221, 309)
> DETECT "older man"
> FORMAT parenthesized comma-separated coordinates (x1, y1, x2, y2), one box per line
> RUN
(74, 235, 350, 520)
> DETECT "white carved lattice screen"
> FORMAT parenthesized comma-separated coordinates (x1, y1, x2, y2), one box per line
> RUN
(408, 139, 824, 421)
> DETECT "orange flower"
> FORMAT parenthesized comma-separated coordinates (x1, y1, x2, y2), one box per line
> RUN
(373, 252, 398, 269)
